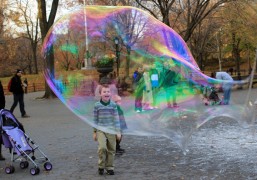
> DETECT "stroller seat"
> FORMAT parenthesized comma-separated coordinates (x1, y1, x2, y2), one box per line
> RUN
(5, 127, 33, 156)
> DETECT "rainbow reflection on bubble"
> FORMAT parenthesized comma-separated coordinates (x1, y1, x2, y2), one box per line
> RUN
(42, 6, 255, 153)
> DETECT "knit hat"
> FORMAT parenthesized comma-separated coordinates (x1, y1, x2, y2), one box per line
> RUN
(16, 69, 22, 73)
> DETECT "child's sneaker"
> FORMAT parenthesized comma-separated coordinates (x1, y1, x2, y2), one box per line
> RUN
(98, 168, 104, 175)
(22, 114, 30, 118)
(106, 170, 114, 175)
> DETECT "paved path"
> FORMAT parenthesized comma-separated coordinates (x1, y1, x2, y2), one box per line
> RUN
(0, 89, 257, 180)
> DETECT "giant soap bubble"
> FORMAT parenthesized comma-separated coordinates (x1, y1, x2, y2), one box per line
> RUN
(42, 6, 255, 153)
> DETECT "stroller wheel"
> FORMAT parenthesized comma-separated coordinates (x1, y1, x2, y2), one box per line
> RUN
(5, 166, 15, 174)
(44, 162, 53, 171)
(36, 167, 40, 174)
(20, 161, 29, 169)
(30, 167, 39, 175)
(25, 161, 29, 168)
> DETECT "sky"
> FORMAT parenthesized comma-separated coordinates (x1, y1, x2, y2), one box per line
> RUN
(3, 0, 85, 37)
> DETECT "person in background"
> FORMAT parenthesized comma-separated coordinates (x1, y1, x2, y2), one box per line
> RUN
(93, 84, 121, 175)
(23, 78, 28, 94)
(142, 65, 154, 110)
(161, 61, 180, 108)
(132, 68, 139, 92)
(0, 81, 6, 160)
(9, 69, 30, 118)
(133, 67, 145, 112)
(214, 71, 233, 105)
(150, 63, 160, 108)
(0, 81, 5, 110)
(112, 95, 127, 155)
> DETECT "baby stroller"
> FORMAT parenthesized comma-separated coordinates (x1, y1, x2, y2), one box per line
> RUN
(0, 109, 52, 175)
(202, 86, 222, 106)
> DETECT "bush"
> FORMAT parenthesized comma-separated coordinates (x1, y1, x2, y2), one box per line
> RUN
(94, 55, 114, 68)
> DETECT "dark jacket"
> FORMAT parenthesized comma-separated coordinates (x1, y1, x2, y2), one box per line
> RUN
(161, 68, 178, 88)
(10, 75, 24, 94)
(132, 71, 144, 91)
(0, 81, 5, 109)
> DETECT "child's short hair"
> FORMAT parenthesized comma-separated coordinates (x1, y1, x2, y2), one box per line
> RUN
(98, 84, 110, 94)
(99, 77, 111, 85)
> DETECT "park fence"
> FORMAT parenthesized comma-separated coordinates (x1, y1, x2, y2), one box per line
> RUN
(3, 82, 45, 95)
(3, 80, 97, 96)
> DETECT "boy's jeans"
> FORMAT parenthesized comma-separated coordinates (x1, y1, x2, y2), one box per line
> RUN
(97, 131, 116, 170)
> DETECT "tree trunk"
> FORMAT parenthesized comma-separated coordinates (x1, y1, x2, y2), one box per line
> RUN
(32, 44, 38, 74)
(125, 46, 131, 77)
(37, 0, 59, 98)
(43, 46, 55, 98)
(232, 32, 241, 80)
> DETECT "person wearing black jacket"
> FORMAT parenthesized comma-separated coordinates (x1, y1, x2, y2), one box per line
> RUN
(0, 81, 6, 160)
(0, 81, 5, 110)
(9, 69, 30, 118)
(161, 62, 180, 108)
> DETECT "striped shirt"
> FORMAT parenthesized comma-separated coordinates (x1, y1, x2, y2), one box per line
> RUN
(93, 100, 121, 134)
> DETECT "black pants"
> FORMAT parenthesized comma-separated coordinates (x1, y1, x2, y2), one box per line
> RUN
(135, 88, 144, 111)
(116, 135, 123, 150)
(10, 93, 26, 116)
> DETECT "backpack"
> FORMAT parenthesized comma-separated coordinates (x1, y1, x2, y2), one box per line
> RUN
(8, 79, 12, 92)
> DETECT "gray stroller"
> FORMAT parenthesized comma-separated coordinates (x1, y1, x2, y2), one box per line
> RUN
(0, 109, 52, 175)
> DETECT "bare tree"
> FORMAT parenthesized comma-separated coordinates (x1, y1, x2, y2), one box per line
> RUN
(189, 21, 215, 70)
(15, 0, 40, 74)
(0, 0, 7, 70)
(135, 0, 233, 42)
(99, 8, 151, 77)
(135, 0, 176, 26)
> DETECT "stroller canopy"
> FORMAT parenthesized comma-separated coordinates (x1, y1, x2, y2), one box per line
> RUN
(0, 109, 25, 132)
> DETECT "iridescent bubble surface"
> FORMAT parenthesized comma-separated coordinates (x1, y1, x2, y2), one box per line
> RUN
(42, 6, 255, 153)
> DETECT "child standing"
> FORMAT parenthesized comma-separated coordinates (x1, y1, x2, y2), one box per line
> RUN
(93, 84, 121, 175)
(112, 95, 128, 155)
